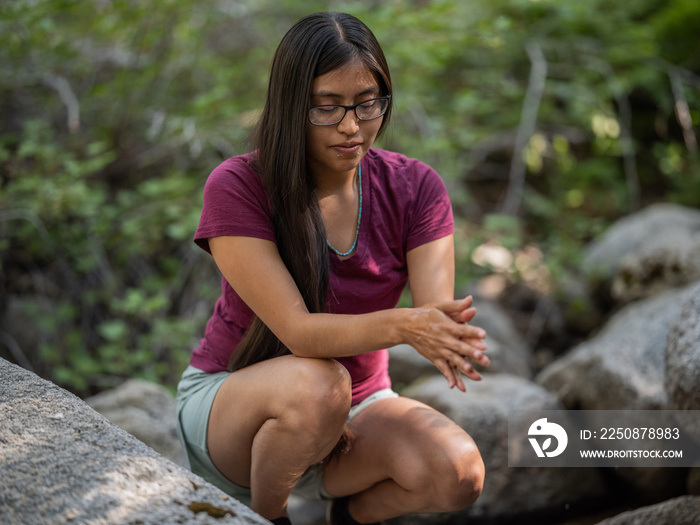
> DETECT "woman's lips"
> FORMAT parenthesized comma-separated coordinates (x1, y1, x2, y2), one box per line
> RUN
(333, 143, 362, 156)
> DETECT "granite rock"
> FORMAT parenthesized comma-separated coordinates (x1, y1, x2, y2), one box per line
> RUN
(0, 358, 268, 525)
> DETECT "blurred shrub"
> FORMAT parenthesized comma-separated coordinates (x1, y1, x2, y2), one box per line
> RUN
(0, 0, 698, 393)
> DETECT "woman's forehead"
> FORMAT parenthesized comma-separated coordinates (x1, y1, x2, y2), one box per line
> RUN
(312, 60, 378, 98)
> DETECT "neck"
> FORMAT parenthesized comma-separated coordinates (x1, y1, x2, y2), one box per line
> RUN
(314, 164, 359, 196)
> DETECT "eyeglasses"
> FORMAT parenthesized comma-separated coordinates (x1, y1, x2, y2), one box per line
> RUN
(308, 96, 391, 126)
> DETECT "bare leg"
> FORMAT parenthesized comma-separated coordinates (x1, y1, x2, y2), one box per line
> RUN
(323, 396, 485, 523)
(206, 355, 351, 520)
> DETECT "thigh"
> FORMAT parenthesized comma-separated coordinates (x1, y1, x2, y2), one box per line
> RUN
(322, 395, 481, 498)
(206, 354, 351, 489)
(176, 366, 248, 498)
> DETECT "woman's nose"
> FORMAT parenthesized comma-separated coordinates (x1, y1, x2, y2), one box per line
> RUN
(337, 109, 360, 135)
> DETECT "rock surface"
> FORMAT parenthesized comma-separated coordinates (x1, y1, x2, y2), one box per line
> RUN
(0, 358, 269, 525)
(688, 468, 700, 496)
(583, 203, 700, 303)
(665, 284, 700, 442)
(86, 378, 187, 467)
(594, 495, 700, 525)
(535, 283, 699, 500)
(466, 298, 534, 377)
(536, 283, 698, 411)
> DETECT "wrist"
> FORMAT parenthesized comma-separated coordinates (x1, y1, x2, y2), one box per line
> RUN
(390, 307, 425, 348)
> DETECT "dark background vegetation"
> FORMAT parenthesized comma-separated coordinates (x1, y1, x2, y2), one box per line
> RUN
(1, 0, 699, 396)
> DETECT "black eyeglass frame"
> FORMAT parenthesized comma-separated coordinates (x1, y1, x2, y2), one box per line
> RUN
(307, 95, 391, 126)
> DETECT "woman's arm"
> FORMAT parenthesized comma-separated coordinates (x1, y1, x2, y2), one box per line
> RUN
(406, 235, 490, 391)
(406, 234, 456, 307)
(209, 235, 486, 372)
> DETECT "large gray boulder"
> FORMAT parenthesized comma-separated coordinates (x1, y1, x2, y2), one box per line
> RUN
(0, 358, 268, 525)
(468, 298, 533, 377)
(583, 203, 700, 304)
(85, 378, 187, 467)
(536, 283, 699, 500)
(665, 284, 700, 442)
(688, 468, 700, 496)
(387, 344, 437, 389)
(664, 288, 700, 506)
(402, 374, 607, 523)
(536, 283, 699, 411)
(594, 495, 700, 525)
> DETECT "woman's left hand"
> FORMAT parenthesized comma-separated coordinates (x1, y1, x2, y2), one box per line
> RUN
(403, 297, 489, 392)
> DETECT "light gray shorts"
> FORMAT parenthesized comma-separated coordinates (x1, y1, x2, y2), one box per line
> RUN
(175, 365, 398, 506)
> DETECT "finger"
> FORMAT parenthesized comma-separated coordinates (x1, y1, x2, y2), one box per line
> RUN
(472, 342, 490, 361)
(433, 358, 456, 389)
(459, 360, 482, 381)
(444, 348, 482, 381)
(457, 323, 487, 341)
(473, 349, 491, 367)
(440, 338, 489, 368)
(461, 336, 487, 352)
(444, 330, 487, 356)
(450, 306, 477, 324)
(437, 296, 474, 316)
(459, 343, 490, 366)
(445, 362, 465, 392)
(453, 367, 467, 392)
(438, 319, 486, 348)
(424, 330, 481, 359)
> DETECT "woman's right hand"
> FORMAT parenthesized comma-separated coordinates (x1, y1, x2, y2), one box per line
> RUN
(403, 296, 489, 392)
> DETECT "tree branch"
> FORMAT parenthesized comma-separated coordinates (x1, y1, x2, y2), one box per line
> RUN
(588, 59, 641, 211)
(42, 73, 81, 133)
(669, 66, 698, 154)
(500, 41, 548, 216)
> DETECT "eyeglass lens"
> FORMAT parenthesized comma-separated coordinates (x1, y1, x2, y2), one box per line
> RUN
(309, 97, 389, 126)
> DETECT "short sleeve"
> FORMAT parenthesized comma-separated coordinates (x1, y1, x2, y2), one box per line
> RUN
(194, 156, 275, 254)
(405, 163, 454, 252)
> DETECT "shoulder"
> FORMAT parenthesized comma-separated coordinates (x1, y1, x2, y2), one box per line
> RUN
(201, 152, 272, 218)
(365, 148, 431, 173)
(206, 152, 262, 189)
(203, 153, 270, 202)
(364, 148, 446, 194)
(195, 152, 274, 251)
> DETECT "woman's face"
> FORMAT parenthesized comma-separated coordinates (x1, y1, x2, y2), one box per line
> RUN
(306, 59, 384, 183)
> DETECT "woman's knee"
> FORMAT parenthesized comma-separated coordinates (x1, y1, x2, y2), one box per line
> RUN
(430, 438, 485, 511)
(283, 357, 352, 434)
(401, 432, 484, 513)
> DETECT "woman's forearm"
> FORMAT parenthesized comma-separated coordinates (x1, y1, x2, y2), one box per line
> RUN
(280, 298, 485, 365)
(281, 308, 409, 358)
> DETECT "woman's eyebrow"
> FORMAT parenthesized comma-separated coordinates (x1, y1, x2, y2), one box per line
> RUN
(313, 87, 379, 98)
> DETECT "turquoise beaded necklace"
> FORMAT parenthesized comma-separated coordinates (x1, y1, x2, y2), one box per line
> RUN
(326, 165, 362, 257)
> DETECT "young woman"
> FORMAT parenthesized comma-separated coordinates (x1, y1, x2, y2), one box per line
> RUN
(176, 11, 490, 525)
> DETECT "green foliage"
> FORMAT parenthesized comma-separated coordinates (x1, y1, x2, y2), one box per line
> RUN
(1, 0, 699, 393)
(354, 0, 700, 295)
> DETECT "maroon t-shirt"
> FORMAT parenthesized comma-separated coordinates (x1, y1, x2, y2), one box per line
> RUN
(190, 148, 454, 404)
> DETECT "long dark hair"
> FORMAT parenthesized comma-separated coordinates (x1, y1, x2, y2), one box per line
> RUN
(228, 12, 393, 372)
